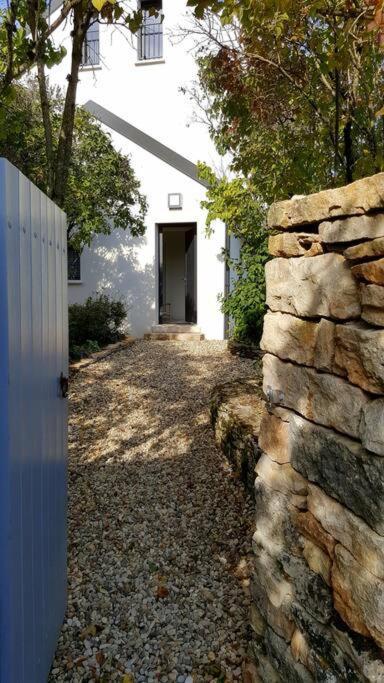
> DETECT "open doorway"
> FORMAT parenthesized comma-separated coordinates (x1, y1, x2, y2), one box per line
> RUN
(158, 223, 197, 324)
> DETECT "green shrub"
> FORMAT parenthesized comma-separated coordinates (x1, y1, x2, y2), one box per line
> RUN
(70, 340, 101, 361)
(199, 166, 268, 345)
(69, 293, 127, 358)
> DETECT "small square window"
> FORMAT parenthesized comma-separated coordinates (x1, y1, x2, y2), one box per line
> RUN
(68, 247, 81, 281)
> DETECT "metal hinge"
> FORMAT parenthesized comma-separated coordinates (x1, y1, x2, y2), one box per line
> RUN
(59, 372, 69, 399)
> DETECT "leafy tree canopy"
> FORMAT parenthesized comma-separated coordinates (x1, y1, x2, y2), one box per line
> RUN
(0, 82, 147, 249)
(189, 1, 384, 342)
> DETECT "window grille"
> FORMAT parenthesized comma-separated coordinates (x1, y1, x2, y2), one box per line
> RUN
(68, 247, 81, 281)
(138, 0, 163, 61)
(82, 22, 100, 66)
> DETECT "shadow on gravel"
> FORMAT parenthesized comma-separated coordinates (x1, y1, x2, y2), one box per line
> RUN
(51, 341, 257, 683)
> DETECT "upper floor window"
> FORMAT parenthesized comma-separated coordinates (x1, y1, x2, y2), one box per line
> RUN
(138, 0, 163, 61)
(68, 246, 81, 282)
(81, 22, 100, 67)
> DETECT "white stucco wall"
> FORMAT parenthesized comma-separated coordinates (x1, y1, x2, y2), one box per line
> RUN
(68, 131, 226, 338)
(49, 0, 227, 339)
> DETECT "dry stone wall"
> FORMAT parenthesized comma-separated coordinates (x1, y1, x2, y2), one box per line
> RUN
(254, 173, 384, 682)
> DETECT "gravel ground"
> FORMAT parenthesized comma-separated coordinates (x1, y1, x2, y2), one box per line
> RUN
(49, 340, 257, 683)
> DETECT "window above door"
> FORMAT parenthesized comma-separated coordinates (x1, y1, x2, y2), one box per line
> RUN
(137, 0, 163, 62)
(81, 22, 100, 68)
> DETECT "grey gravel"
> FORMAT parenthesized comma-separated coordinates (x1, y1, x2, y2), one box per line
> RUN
(49, 340, 256, 682)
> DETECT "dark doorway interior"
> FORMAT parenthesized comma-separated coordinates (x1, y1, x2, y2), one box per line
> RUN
(158, 224, 197, 324)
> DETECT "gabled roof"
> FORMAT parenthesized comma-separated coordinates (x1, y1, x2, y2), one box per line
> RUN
(84, 100, 209, 187)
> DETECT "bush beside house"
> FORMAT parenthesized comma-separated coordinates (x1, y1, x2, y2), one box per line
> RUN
(69, 294, 127, 360)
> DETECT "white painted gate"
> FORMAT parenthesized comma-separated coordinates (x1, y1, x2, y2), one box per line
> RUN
(0, 158, 68, 682)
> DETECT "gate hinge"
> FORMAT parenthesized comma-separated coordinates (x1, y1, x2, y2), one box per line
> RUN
(59, 372, 69, 399)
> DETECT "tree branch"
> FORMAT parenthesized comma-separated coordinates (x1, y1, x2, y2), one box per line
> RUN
(37, 59, 55, 196)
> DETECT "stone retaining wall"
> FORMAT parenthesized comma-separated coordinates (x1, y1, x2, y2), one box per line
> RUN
(253, 173, 384, 682)
(210, 380, 264, 496)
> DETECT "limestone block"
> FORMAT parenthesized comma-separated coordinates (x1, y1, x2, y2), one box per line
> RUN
(302, 538, 332, 586)
(291, 629, 311, 669)
(249, 640, 281, 683)
(352, 257, 384, 285)
(286, 409, 384, 535)
(253, 476, 301, 557)
(258, 408, 291, 464)
(242, 660, 263, 683)
(250, 573, 295, 642)
(264, 627, 314, 682)
(269, 232, 323, 257)
(295, 511, 336, 558)
(361, 283, 384, 308)
(332, 545, 384, 649)
(251, 548, 295, 640)
(362, 306, 384, 327)
(331, 623, 384, 682)
(267, 173, 384, 229)
(320, 213, 384, 243)
(280, 553, 333, 624)
(292, 602, 365, 682)
(262, 315, 384, 394)
(265, 254, 361, 319)
(361, 285, 384, 327)
(360, 398, 384, 456)
(308, 485, 384, 579)
(333, 322, 384, 394)
(255, 453, 308, 497)
(344, 236, 384, 260)
(250, 604, 267, 637)
(263, 355, 368, 438)
(261, 312, 335, 370)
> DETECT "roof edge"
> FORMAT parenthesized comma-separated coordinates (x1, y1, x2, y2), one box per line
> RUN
(83, 100, 209, 188)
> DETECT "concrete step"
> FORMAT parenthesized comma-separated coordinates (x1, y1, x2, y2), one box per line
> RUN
(151, 324, 201, 334)
(144, 332, 205, 342)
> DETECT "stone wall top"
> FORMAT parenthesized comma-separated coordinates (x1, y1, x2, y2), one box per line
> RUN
(267, 172, 384, 229)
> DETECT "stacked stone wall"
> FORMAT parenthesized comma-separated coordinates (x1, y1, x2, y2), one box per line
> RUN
(252, 173, 384, 682)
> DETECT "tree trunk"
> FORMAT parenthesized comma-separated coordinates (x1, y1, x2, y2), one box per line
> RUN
(343, 119, 354, 184)
(52, 4, 91, 206)
(37, 60, 55, 197)
(334, 67, 340, 179)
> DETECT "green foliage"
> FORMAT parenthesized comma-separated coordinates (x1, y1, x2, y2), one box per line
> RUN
(0, 82, 147, 249)
(199, 164, 268, 343)
(196, 2, 384, 195)
(0, 0, 148, 93)
(193, 2, 384, 344)
(69, 293, 127, 358)
(70, 339, 101, 361)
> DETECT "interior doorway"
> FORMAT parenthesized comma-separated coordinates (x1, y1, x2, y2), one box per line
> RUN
(158, 224, 197, 324)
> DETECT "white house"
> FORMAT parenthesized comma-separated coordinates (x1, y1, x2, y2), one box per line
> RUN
(48, 0, 231, 340)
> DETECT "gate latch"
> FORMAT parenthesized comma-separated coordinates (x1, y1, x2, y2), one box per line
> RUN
(59, 372, 69, 398)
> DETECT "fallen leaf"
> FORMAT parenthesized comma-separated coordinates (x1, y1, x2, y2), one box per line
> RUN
(122, 674, 135, 683)
(95, 651, 105, 665)
(80, 624, 97, 640)
(155, 585, 169, 599)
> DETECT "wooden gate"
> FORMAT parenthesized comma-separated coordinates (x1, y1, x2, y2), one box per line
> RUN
(0, 159, 68, 682)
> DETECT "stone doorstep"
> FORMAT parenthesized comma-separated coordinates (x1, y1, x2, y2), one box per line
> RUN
(70, 336, 135, 373)
(151, 324, 201, 334)
(144, 332, 205, 341)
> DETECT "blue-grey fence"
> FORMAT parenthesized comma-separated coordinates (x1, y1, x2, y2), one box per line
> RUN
(0, 158, 68, 683)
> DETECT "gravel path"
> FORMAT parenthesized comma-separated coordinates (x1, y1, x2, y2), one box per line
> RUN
(50, 340, 257, 683)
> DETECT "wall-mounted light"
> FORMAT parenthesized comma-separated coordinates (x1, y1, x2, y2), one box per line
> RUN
(168, 193, 183, 210)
